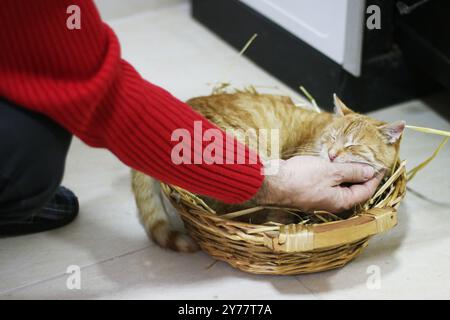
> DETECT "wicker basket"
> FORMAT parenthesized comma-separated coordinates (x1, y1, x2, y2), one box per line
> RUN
(160, 161, 407, 275)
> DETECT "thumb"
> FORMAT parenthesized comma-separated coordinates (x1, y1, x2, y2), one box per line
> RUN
(330, 163, 375, 184)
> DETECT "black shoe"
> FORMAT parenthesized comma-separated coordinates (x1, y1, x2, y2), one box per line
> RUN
(0, 186, 79, 236)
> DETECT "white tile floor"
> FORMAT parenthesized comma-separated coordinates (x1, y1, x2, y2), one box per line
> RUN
(1, 1, 449, 300)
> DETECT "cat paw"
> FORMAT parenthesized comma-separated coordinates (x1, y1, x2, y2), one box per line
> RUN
(150, 221, 199, 253)
(171, 232, 199, 253)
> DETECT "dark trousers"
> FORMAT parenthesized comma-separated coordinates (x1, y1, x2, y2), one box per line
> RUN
(0, 98, 72, 227)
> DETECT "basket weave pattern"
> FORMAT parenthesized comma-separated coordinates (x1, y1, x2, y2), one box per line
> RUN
(161, 163, 406, 275)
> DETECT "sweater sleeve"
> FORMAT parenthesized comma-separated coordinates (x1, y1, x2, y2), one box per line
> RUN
(0, 0, 264, 203)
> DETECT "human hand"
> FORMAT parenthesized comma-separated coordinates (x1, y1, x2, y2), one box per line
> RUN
(254, 156, 384, 213)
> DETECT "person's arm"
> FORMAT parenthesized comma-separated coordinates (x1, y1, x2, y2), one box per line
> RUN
(0, 0, 382, 211)
(0, 0, 263, 203)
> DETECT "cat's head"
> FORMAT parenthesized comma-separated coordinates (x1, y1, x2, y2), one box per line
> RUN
(319, 94, 405, 173)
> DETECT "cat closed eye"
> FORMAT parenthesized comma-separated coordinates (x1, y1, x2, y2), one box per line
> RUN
(345, 144, 363, 150)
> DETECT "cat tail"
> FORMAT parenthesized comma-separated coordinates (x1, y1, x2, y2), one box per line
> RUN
(131, 170, 199, 252)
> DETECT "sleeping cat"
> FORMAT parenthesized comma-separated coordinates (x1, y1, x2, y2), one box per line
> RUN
(131, 92, 405, 252)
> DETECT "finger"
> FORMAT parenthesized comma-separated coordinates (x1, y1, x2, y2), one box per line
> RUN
(334, 173, 384, 210)
(330, 163, 375, 185)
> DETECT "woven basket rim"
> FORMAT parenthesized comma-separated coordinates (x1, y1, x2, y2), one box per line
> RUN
(160, 159, 407, 253)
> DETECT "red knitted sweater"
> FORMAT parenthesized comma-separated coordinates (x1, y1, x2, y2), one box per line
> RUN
(0, 0, 264, 203)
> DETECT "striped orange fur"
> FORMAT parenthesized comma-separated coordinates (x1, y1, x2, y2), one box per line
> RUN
(131, 92, 404, 250)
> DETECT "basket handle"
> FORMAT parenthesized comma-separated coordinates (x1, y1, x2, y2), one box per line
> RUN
(267, 207, 397, 252)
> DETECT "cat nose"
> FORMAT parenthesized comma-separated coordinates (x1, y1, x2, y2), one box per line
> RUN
(328, 152, 337, 161)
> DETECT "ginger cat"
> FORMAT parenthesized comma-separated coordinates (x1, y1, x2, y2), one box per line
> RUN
(131, 92, 405, 252)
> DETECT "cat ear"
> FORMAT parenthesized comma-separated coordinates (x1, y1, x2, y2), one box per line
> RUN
(333, 94, 354, 116)
(378, 120, 406, 143)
